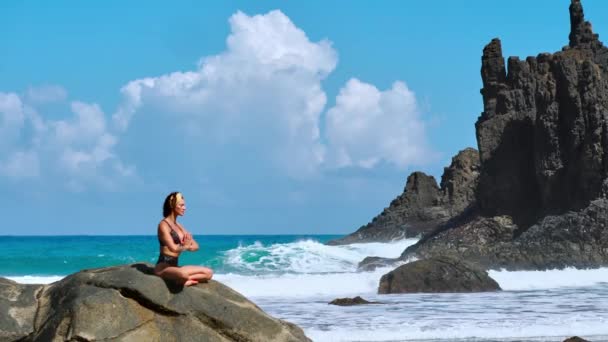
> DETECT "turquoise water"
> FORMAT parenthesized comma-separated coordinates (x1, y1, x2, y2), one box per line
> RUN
(0, 235, 341, 277)
(3, 235, 608, 341)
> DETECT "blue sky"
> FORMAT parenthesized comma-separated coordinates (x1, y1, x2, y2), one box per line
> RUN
(1, 1, 607, 235)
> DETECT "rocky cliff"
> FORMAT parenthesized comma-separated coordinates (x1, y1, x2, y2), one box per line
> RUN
(397, 0, 608, 270)
(476, 1, 608, 230)
(327, 148, 480, 245)
(0, 264, 310, 342)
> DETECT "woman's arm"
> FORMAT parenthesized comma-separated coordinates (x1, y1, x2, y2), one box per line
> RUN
(187, 234, 199, 251)
(180, 228, 199, 251)
(158, 221, 185, 254)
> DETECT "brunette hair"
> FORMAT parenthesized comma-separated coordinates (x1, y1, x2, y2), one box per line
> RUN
(163, 192, 183, 217)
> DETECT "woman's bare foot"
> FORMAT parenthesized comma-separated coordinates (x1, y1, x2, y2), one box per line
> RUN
(184, 279, 199, 287)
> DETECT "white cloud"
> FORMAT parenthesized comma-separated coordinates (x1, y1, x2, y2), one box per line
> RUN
(3, 9, 435, 191)
(0, 92, 25, 150)
(111, 10, 437, 177)
(24, 85, 68, 104)
(325, 78, 434, 169)
(0, 150, 39, 179)
(0, 91, 135, 190)
(113, 10, 336, 177)
(53, 102, 107, 145)
(46, 101, 133, 190)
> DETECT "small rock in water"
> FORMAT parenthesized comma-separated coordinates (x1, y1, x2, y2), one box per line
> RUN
(328, 296, 380, 306)
(563, 337, 590, 342)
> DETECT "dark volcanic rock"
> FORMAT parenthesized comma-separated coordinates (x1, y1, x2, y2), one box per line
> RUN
(328, 148, 480, 245)
(328, 296, 380, 306)
(357, 256, 400, 272)
(563, 337, 590, 342)
(440, 148, 480, 215)
(399, 0, 608, 270)
(476, 0, 608, 229)
(0, 264, 310, 342)
(405, 195, 608, 270)
(377, 256, 501, 294)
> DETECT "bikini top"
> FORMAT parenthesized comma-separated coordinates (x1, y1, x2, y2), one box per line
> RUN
(159, 219, 182, 246)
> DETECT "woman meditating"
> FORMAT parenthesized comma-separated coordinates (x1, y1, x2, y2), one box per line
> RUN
(154, 192, 213, 286)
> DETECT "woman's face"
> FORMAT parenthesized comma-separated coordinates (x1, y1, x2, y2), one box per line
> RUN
(174, 198, 186, 216)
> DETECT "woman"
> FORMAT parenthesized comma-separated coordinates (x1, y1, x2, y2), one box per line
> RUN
(154, 192, 213, 286)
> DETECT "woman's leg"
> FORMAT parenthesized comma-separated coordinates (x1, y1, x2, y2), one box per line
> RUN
(154, 265, 189, 283)
(180, 265, 214, 282)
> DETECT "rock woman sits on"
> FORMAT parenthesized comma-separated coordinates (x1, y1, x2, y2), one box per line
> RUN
(154, 192, 214, 286)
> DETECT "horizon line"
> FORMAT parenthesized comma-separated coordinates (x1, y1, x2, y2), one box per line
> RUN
(0, 233, 346, 237)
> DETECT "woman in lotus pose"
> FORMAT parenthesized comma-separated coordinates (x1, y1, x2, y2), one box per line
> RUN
(154, 192, 213, 286)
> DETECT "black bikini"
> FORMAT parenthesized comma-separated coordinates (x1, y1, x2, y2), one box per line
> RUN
(156, 253, 178, 267)
(156, 219, 182, 267)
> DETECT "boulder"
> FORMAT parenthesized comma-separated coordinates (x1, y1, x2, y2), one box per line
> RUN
(378, 257, 501, 294)
(563, 337, 590, 342)
(328, 296, 380, 306)
(0, 278, 43, 342)
(0, 263, 310, 342)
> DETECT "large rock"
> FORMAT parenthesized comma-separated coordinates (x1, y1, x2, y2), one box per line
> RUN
(476, 0, 608, 229)
(0, 278, 42, 342)
(328, 148, 480, 245)
(388, 0, 608, 271)
(377, 256, 501, 294)
(0, 264, 310, 342)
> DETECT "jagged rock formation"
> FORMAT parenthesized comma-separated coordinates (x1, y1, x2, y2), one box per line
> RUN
(477, 1, 608, 228)
(327, 148, 480, 245)
(395, 0, 608, 270)
(377, 256, 500, 294)
(0, 264, 310, 342)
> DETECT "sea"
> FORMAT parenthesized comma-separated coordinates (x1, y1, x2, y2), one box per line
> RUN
(2, 235, 608, 342)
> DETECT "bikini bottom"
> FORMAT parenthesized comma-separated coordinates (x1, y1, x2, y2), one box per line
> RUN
(156, 253, 179, 267)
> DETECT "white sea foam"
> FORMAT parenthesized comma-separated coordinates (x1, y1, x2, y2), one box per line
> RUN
(5, 275, 63, 284)
(258, 286, 608, 341)
(217, 238, 416, 297)
(306, 324, 608, 342)
(218, 238, 608, 298)
(215, 266, 398, 298)
(222, 238, 417, 274)
(490, 267, 608, 291)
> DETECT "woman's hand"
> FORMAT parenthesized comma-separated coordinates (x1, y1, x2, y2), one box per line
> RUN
(182, 232, 199, 251)
(182, 233, 192, 246)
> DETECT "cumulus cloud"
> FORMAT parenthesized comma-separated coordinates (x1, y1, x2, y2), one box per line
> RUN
(24, 85, 68, 104)
(325, 79, 435, 169)
(3, 9, 435, 191)
(0, 150, 39, 179)
(110, 9, 437, 178)
(53, 102, 107, 145)
(0, 91, 135, 189)
(0, 92, 25, 150)
(112, 10, 336, 177)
